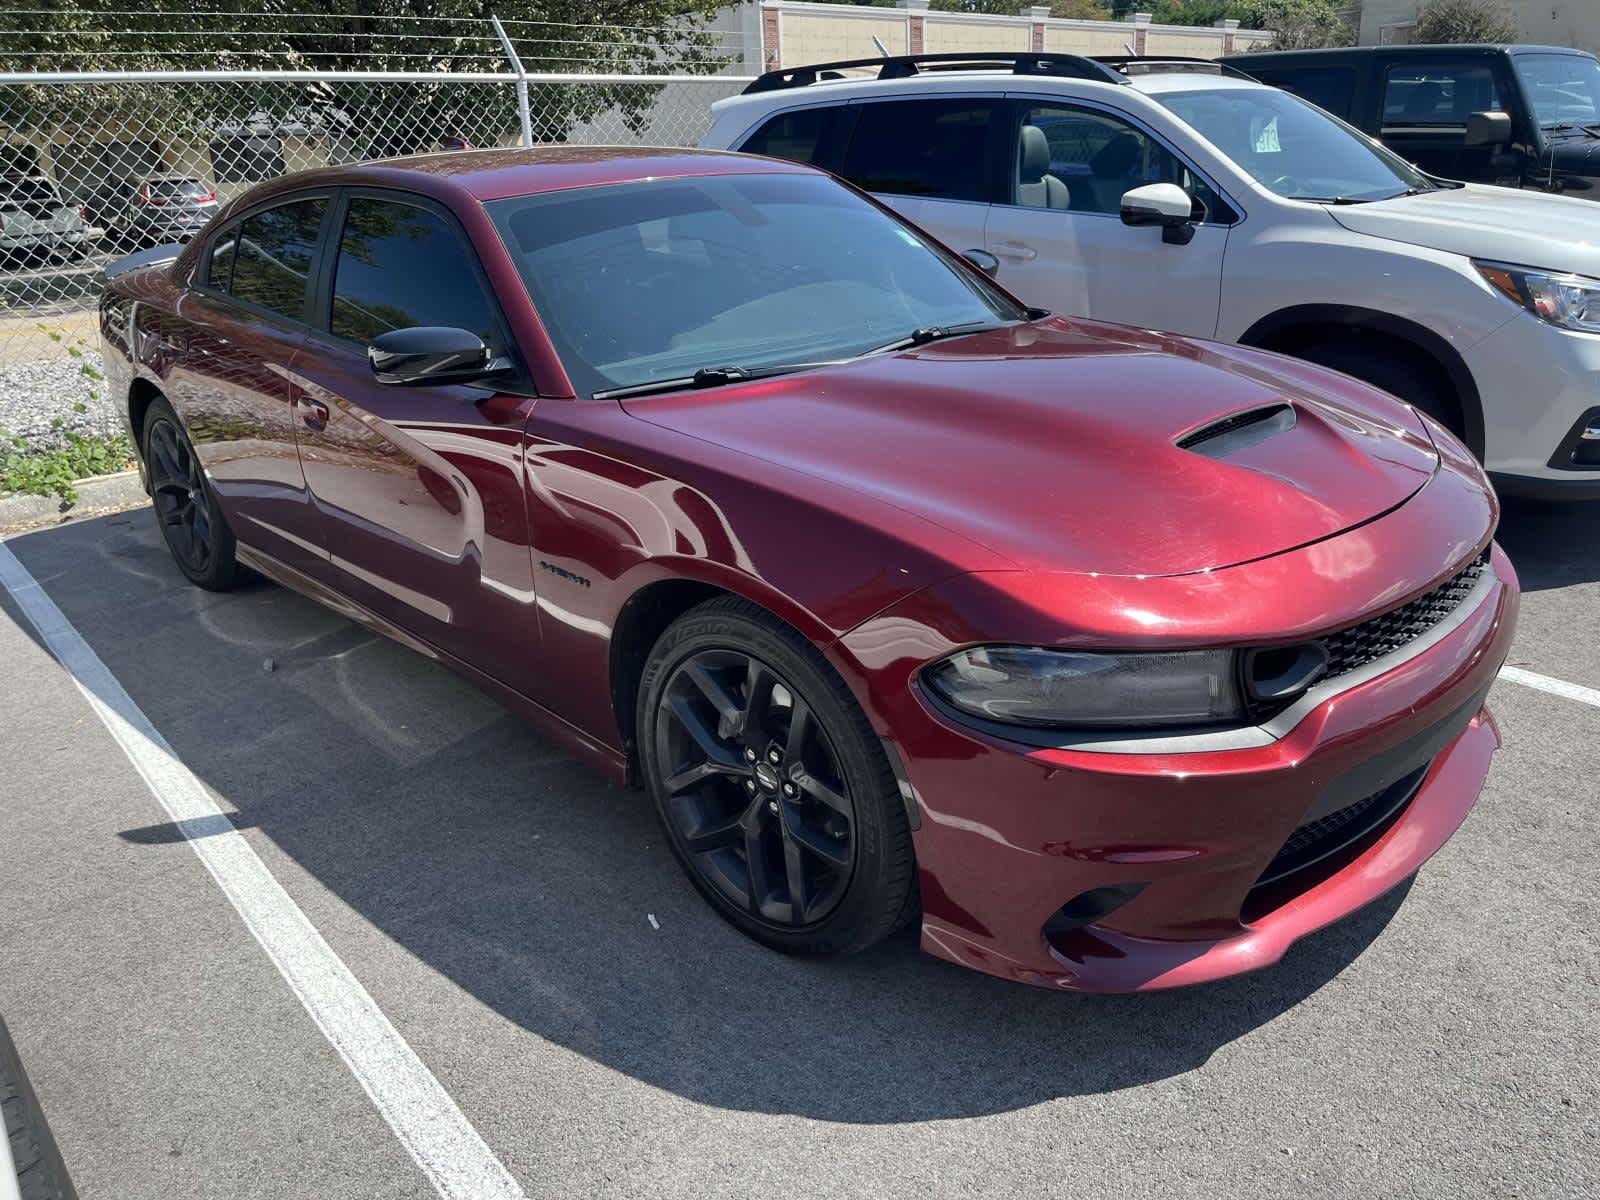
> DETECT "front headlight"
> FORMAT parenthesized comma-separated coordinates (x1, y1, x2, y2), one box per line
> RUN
(922, 646, 1242, 730)
(1475, 261, 1600, 334)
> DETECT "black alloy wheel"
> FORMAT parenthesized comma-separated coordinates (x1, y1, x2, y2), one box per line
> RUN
(655, 647, 856, 928)
(143, 397, 245, 590)
(639, 597, 916, 956)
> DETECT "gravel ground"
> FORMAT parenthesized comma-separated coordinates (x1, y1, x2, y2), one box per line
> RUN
(0, 350, 123, 450)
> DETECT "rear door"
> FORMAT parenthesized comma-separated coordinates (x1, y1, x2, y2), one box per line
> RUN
(1377, 56, 1517, 183)
(164, 193, 331, 576)
(981, 97, 1232, 337)
(835, 95, 1006, 255)
(288, 188, 544, 693)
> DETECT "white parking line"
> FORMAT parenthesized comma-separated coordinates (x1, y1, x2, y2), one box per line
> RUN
(0, 541, 525, 1200)
(1499, 665, 1600, 710)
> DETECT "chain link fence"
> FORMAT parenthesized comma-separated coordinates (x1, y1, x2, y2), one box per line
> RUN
(0, 69, 750, 367)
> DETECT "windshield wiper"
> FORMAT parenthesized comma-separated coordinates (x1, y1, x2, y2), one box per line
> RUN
(1285, 194, 1374, 205)
(861, 320, 1008, 357)
(593, 360, 833, 401)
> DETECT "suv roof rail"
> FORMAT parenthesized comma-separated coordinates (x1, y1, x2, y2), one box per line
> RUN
(1093, 55, 1258, 82)
(742, 51, 1127, 94)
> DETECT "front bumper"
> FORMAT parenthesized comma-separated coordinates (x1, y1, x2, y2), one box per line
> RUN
(1467, 311, 1600, 493)
(837, 474, 1517, 990)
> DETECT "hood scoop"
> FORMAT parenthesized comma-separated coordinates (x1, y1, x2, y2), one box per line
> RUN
(1177, 402, 1297, 460)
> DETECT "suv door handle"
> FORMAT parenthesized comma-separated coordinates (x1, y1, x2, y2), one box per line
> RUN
(991, 242, 1037, 262)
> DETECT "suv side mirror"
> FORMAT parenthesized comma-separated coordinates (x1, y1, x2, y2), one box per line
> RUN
(368, 326, 509, 387)
(1465, 110, 1513, 148)
(1120, 183, 1196, 246)
(961, 248, 1000, 277)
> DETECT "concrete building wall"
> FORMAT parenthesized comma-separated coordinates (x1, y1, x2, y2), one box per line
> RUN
(761, 2, 1269, 69)
(1359, 0, 1600, 55)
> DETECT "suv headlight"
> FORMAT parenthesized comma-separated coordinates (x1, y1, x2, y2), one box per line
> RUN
(923, 646, 1242, 729)
(1476, 261, 1600, 333)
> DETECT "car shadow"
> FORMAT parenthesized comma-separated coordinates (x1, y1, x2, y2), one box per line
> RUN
(2, 510, 1410, 1125)
(1495, 496, 1600, 591)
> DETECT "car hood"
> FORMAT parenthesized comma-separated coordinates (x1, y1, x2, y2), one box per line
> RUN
(1328, 183, 1600, 275)
(622, 320, 1438, 578)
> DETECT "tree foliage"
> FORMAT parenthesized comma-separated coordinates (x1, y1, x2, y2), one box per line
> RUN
(1113, 0, 1351, 48)
(0, 1, 731, 148)
(1411, 0, 1521, 44)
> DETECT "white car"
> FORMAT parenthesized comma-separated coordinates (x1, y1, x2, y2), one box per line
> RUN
(0, 174, 91, 264)
(703, 53, 1600, 499)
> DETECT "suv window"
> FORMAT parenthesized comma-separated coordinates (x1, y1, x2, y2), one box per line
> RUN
(740, 107, 841, 168)
(329, 196, 497, 346)
(225, 198, 327, 321)
(1382, 63, 1506, 129)
(840, 98, 1000, 203)
(1012, 103, 1229, 221)
(1247, 67, 1357, 120)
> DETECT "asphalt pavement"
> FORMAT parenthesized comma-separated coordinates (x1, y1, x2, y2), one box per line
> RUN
(0, 499, 1595, 1199)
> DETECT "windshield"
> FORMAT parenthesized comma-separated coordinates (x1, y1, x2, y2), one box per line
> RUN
(1514, 53, 1600, 129)
(148, 178, 211, 201)
(3, 177, 63, 206)
(487, 172, 1022, 398)
(1150, 85, 1433, 202)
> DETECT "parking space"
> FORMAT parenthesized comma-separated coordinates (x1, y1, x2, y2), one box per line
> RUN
(0, 502, 1596, 1200)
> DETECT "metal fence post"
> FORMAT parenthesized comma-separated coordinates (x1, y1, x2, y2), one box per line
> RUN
(491, 14, 534, 148)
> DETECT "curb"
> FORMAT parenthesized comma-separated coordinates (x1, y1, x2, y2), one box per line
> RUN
(0, 471, 145, 531)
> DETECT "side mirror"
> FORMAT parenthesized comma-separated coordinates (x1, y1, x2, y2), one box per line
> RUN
(1120, 183, 1197, 246)
(368, 326, 508, 387)
(961, 248, 1000, 278)
(1465, 110, 1513, 148)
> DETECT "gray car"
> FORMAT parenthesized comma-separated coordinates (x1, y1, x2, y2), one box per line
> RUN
(92, 175, 220, 247)
(0, 174, 91, 265)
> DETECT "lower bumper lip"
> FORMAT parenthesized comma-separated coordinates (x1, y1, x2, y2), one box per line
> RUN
(896, 551, 1518, 992)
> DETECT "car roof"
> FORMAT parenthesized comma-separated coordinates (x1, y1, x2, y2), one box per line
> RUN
(712, 64, 1272, 119)
(1228, 43, 1591, 64)
(244, 145, 818, 207)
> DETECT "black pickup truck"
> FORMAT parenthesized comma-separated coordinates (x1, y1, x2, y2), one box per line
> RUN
(1225, 44, 1600, 199)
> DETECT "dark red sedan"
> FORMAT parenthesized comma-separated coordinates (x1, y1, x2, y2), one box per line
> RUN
(99, 148, 1518, 990)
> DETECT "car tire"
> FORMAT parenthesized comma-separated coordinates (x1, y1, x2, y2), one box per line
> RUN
(638, 595, 917, 957)
(142, 397, 248, 591)
(1297, 338, 1464, 444)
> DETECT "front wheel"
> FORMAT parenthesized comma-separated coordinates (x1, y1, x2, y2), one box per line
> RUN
(638, 596, 916, 957)
(143, 397, 247, 591)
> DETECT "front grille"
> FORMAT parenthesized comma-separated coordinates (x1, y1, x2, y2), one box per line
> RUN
(1321, 550, 1489, 680)
(1254, 764, 1429, 890)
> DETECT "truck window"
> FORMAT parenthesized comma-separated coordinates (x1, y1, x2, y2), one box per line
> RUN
(1382, 63, 1506, 130)
(1248, 67, 1357, 121)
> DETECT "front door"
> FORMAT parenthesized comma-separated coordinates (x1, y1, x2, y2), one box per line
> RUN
(288, 191, 543, 696)
(1377, 58, 1516, 184)
(982, 100, 1230, 338)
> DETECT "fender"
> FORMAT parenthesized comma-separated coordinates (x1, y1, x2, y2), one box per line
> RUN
(1239, 303, 1486, 459)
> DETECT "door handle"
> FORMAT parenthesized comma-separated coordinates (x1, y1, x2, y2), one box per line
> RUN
(991, 242, 1037, 262)
(297, 396, 329, 431)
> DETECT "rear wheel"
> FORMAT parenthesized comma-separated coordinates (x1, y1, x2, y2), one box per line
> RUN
(638, 596, 916, 956)
(142, 397, 246, 591)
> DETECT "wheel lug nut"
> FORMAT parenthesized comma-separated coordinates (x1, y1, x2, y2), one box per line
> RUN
(744, 748, 756, 763)
(767, 748, 781, 764)
(745, 779, 757, 793)
(767, 800, 778, 814)
(782, 782, 797, 798)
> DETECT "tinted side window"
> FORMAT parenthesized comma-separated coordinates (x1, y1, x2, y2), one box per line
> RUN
(740, 107, 840, 167)
(229, 198, 327, 321)
(1251, 67, 1357, 120)
(840, 98, 1000, 203)
(1383, 63, 1506, 128)
(329, 197, 497, 345)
